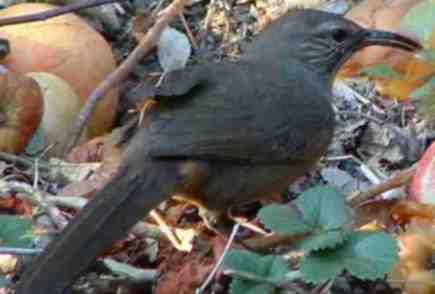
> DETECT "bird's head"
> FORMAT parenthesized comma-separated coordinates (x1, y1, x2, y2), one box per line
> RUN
(245, 10, 421, 79)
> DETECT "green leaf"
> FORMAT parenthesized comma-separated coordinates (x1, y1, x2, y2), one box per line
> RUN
(223, 249, 289, 293)
(300, 231, 399, 282)
(260, 186, 352, 251)
(223, 250, 288, 283)
(296, 186, 352, 231)
(230, 279, 275, 294)
(411, 76, 435, 99)
(299, 229, 350, 252)
(0, 215, 33, 248)
(259, 204, 312, 235)
(401, 0, 435, 43)
(362, 64, 402, 79)
(296, 186, 352, 251)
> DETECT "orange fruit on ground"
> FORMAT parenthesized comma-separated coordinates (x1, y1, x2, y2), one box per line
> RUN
(0, 68, 43, 153)
(0, 3, 118, 138)
(26, 72, 88, 157)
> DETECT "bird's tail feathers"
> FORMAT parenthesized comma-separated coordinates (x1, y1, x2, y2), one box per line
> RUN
(16, 161, 170, 294)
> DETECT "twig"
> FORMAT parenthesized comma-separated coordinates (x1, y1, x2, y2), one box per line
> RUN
(223, 268, 302, 289)
(337, 110, 384, 125)
(46, 195, 88, 209)
(102, 258, 157, 282)
(333, 79, 385, 114)
(230, 216, 269, 235)
(0, 247, 43, 256)
(196, 223, 240, 294)
(179, 12, 199, 50)
(0, 0, 127, 26)
(241, 234, 305, 252)
(224, 269, 279, 285)
(64, 0, 188, 155)
(325, 155, 354, 161)
(347, 165, 417, 206)
(149, 209, 190, 252)
(0, 152, 50, 171)
(0, 179, 68, 228)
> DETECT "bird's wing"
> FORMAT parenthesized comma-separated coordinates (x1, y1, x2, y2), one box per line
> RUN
(147, 61, 334, 163)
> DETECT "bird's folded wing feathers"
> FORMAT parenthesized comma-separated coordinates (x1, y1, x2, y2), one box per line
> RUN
(148, 62, 334, 163)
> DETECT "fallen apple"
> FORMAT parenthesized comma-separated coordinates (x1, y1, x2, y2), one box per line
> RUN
(0, 67, 43, 153)
(26, 72, 87, 157)
(410, 141, 435, 204)
(0, 3, 119, 138)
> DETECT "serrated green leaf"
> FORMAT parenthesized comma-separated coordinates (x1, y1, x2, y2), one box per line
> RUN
(299, 249, 344, 282)
(224, 250, 288, 294)
(223, 250, 288, 282)
(265, 254, 289, 283)
(0, 215, 33, 248)
(258, 204, 311, 235)
(300, 231, 398, 282)
(362, 64, 402, 79)
(223, 250, 265, 275)
(296, 186, 352, 252)
(411, 76, 435, 99)
(230, 278, 275, 294)
(401, 0, 435, 43)
(299, 229, 350, 252)
(297, 186, 352, 231)
(260, 187, 352, 251)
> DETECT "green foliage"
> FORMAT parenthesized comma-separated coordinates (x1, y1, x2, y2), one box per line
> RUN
(401, 0, 435, 43)
(258, 204, 311, 235)
(223, 250, 288, 294)
(300, 231, 398, 282)
(362, 64, 402, 80)
(223, 186, 399, 293)
(0, 215, 33, 248)
(260, 186, 352, 251)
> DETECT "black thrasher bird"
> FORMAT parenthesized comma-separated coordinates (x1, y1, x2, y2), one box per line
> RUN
(15, 9, 421, 294)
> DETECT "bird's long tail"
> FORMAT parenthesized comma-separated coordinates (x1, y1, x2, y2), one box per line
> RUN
(15, 157, 171, 294)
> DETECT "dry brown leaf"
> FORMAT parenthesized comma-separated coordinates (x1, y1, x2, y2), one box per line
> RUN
(389, 219, 435, 294)
(341, 0, 435, 102)
(391, 200, 435, 225)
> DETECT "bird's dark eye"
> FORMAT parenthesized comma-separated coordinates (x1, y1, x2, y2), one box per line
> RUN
(331, 28, 348, 43)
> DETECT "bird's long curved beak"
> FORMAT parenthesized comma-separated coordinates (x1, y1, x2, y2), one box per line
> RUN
(362, 30, 422, 51)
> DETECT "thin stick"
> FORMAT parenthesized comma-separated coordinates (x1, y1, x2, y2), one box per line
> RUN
(347, 165, 417, 206)
(149, 209, 189, 252)
(0, 247, 43, 256)
(64, 0, 188, 155)
(0, 0, 127, 27)
(179, 12, 199, 50)
(196, 223, 240, 293)
(0, 180, 68, 228)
